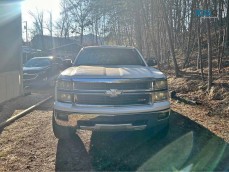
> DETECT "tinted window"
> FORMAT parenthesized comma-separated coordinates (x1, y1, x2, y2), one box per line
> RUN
(74, 48, 145, 66)
(24, 58, 51, 67)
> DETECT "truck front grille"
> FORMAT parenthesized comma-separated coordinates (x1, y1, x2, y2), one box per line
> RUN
(75, 94, 150, 105)
(74, 82, 150, 90)
(73, 81, 151, 106)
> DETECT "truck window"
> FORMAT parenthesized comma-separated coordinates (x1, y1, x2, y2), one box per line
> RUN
(74, 48, 146, 66)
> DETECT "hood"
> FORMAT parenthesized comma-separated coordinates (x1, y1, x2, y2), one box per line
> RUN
(59, 65, 165, 79)
(23, 66, 50, 73)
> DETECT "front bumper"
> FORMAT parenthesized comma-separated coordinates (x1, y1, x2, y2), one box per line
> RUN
(23, 73, 48, 87)
(23, 74, 58, 87)
(54, 101, 170, 114)
(54, 101, 170, 131)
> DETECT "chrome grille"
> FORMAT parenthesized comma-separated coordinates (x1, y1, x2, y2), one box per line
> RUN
(74, 81, 151, 105)
(74, 82, 150, 90)
(75, 94, 150, 105)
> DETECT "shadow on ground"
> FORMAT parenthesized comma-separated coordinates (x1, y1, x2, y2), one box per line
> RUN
(55, 136, 92, 171)
(55, 111, 229, 171)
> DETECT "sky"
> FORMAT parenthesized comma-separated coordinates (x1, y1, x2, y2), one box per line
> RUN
(21, 0, 61, 40)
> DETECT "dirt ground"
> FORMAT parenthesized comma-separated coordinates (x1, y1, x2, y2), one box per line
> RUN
(0, 88, 228, 171)
(166, 65, 229, 143)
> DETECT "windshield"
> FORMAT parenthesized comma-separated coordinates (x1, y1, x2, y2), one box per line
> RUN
(24, 58, 51, 67)
(74, 48, 146, 66)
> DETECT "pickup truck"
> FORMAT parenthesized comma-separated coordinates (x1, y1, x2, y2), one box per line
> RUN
(52, 46, 170, 139)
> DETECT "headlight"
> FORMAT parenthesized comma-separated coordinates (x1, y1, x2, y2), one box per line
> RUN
(152, 79, 167, 90)
(57, 80, 73, 90)
(152, 91, 168, 102)
(57, 92, 72, 103)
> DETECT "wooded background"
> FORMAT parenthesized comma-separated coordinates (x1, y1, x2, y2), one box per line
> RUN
(28, 0, 229, 90)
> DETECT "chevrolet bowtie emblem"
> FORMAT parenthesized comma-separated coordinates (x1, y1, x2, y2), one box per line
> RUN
(105, 89, 122, 97)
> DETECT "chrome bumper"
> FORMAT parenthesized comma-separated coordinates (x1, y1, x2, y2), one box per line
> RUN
(54, 101, 170, 114)
(54, 108, 170, 131)
(80, 124, 147, 131)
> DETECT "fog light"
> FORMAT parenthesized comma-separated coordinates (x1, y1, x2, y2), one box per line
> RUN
(56, 113, 68, 121)
(152, 91, 168, 102)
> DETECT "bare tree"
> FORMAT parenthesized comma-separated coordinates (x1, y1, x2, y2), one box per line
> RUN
(197, 17, 204, 80)
(55, 0, 72, 38)
(29, 9, 45, 50)
(159, 0, 180, 77)
(29, 9, 44, 36)
(66, 0, 92, 45)
(226, 0, 229, 46)
(205, 0, 213, 91)
(183, 0, 195, 68)
(56, 0, 229, 80)
(45, 11, 53, 37)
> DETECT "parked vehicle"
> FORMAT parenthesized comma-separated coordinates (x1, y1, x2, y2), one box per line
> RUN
(52, 46, 170, 139)
(23, 56, 64, 87)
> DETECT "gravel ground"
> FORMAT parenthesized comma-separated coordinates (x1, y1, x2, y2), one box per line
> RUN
(0, 89, 228, 171)
(0, 102, 56, 171)
(0, 93, 49, 125)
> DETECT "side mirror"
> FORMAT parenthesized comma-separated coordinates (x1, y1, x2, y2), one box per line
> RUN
(147, 59, 157, 66)
(63, 59, 73, 68)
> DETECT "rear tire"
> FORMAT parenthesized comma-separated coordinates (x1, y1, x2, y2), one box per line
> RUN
(52, 114, 75, 139)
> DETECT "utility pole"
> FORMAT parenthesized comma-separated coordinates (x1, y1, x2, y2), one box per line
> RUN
(50, 11, 53, 38)
(23, 21, 28, 44)
(50, 11, 53, 48)
(23, 21, 28, 62)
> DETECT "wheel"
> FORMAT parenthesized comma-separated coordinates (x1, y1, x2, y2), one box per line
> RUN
(52, 114, 75, 139)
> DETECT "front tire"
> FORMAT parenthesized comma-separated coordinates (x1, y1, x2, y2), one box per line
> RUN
(52, 114, 75, 139)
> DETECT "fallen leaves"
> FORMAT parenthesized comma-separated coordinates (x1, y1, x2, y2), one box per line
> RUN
(171, 100, 229, 143)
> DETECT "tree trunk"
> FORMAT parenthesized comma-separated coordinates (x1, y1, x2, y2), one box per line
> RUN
(206, 1, 213, 91)
(197, 18, 204, 80)
(95, 17, 98, 45)
(217, 0, 224, 73)
(80, 26, 84, 45)
(134, 0, 143, 54)
(226, 0, 229, 46)
(160, 0, 180, 77)
(183, 0, 194, 68)
(181, 0, 187, 52)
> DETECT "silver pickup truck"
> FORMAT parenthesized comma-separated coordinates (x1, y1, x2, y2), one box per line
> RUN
(52, 46, 170, 139)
